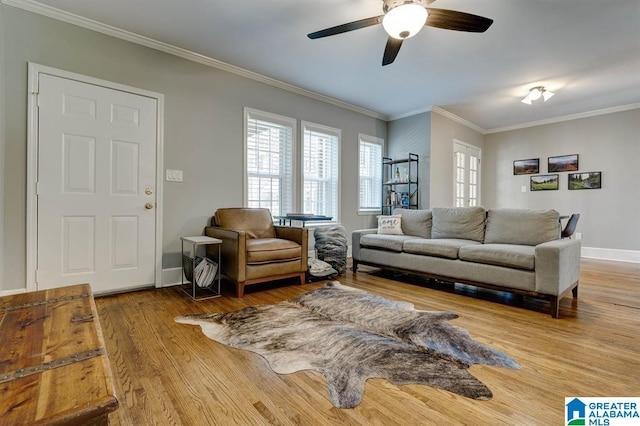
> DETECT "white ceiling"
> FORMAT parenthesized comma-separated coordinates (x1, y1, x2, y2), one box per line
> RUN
(20, 0, 640, 131)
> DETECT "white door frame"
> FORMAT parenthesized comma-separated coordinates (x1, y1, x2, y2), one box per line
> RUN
(452, 139, 482, 207)
(26, 63, 164, 291)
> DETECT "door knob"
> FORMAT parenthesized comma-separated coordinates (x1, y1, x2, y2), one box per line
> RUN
(145, 202, 154, 210)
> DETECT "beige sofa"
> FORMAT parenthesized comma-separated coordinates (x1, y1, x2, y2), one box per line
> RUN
(352, 207, 581, 318)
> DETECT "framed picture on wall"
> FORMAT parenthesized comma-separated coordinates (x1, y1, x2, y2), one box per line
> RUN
(548, 154, 579, 172)
(568, 171, 602, 190)
(530, 174, 559, 191)
(513, 158, 540, 175)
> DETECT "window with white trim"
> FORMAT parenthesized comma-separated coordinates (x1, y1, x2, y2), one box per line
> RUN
(302, 121, 340, 221)
(358, 134, 383, 213)
(244, 108, 295, 217)
(453, 140, 481, 207)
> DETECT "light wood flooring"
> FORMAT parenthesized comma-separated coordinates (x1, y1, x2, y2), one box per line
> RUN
(95, 258, 640, 425)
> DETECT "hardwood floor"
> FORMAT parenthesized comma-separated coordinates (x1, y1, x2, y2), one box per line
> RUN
(95, 258, 640, 425)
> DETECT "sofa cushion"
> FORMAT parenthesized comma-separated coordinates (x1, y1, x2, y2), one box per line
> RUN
(431, 207, 486, 242)
(246, 238, 301, 264)
(484, 208, 559, 246)
(393, 208, 432, 238)
(403, 238, 482, 259)
(360, 234, 417, 252)
(377, 215, 403, 235)
(459, 244, 535, 271)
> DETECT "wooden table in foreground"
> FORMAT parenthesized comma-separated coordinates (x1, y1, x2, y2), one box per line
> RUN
(0, 283, 118, 425)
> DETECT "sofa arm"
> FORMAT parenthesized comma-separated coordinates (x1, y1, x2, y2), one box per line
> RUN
(535, 239, 581, 295)
(351, 228, 378, 261)
(205, 226, 247, 283)
(275, 226, 309, 271)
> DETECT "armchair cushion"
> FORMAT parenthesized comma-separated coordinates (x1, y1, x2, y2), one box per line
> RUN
(214, 207, 276, 239)
(246, 238, 302, 264)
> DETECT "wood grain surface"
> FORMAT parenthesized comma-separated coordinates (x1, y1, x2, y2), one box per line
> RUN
(94, 258, 639, 425)
(0, 284, 118, 425)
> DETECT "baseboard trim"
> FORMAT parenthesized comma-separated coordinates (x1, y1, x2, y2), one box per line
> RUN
(582, 247, 640, 263)
(0, 288, 27, 297)
(161, 267, 183, 288)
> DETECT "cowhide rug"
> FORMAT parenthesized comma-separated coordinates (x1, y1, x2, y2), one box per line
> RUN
(175, 281, 520, 409)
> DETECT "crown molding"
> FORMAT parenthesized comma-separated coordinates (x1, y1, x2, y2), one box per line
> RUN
(485, 103, 640, 134)
(430, 106, 487, 134)
(1, 0, 388, 121)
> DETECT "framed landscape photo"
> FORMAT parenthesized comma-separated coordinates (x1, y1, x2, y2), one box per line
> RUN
(530, 174, 559, 191)
(568, 171, 602, 190)
(548, 154, 579, 172)
(513, 158, 539, 175)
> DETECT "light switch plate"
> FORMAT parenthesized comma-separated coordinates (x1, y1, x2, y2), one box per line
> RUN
(166, 169, 183, 182)
(521, 185, 527, 193)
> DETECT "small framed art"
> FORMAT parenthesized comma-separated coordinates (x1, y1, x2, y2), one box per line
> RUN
(548, 154, 579, 172)
(568, 171, 602, 190)
(530, 174, 559, 191)
(513, 158, 539, 175)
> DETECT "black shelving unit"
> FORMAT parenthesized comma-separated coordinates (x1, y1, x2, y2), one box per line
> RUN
(382, 153, 419, 215)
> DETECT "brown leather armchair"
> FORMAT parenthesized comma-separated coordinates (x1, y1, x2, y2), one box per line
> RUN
(205, 208, 308, 297)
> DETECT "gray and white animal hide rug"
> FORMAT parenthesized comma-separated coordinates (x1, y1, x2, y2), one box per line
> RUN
(175, 281, 520, 409)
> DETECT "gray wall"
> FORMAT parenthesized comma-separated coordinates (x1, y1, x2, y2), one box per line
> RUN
(429, 111, 484, 207)
(483, 109, 640, 252)
(387, 112, 430, 209)
(0, 6, 386, 290)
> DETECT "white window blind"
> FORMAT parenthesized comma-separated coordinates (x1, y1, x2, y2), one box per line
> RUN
(302, 122, 340, 220)
(358, 134, 383, 213)
(244, 108, 295, 217)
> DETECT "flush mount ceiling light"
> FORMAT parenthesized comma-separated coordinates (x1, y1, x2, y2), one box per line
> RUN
(521, 86, 555, 105)
(382, 3, 428, 40)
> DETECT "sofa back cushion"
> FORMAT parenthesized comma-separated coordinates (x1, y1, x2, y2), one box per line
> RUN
(431, 207, 486, 242)
(393, 208, 432, 238)
(484, 208, 559, 246)
(215, 208, 276, 239)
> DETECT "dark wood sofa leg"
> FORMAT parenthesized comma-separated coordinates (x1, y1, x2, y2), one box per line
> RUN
(550, 296, 559, 318)
(298, 272, 305, 285)
(572, 284, 579, 298)
(352, 260, 358, 273)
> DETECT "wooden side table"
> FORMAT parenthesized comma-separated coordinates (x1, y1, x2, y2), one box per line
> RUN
(181, 236, 222, 300)
(0, 283, 118, 425)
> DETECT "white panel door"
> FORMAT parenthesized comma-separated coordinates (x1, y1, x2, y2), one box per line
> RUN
(37, 74, 157, 293)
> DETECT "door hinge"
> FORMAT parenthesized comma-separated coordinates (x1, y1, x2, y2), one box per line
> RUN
(35, 181, 40, 195)
(34, 269, 39, 284)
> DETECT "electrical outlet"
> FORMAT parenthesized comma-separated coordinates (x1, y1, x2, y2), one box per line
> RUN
(521, 185, 527, 193)
(575, 232, 582, 240)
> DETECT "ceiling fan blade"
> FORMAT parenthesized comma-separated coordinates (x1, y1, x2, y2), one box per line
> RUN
(382, 37, 403, 66)
(426, 8, 493, 33)
(307, 15, 384, 39)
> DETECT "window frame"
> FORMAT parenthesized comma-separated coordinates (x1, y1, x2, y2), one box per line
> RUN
(301, 121, 341, 223)
(243, 107, 297, 216)
(358, 133, 384, 214)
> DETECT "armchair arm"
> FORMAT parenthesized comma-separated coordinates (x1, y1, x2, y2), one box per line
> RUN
(205, 226, 247, 283)
(351, 228, 378, 261)
(535, 239, 581, 295)
(275, 226, 309, 271)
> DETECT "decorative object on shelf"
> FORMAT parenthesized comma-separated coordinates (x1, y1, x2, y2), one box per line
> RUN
(382, 153, 419, 215)
(548, 154, 579, 172)
(521, 86, 555, 105)
(530, 174, 559, 191)
(568, 171, 602, 190)
(513, 158, 540, 175)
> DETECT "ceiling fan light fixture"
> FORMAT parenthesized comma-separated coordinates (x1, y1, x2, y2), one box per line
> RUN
(382, 4, 428, 40)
